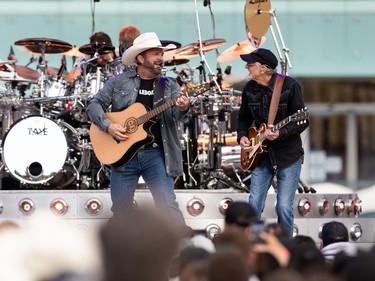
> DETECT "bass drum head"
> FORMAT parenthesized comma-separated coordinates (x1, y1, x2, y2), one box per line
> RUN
(1, 115, 68, 185)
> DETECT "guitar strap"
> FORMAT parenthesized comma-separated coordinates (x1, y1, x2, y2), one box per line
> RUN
(267, 73, 285, 126)
(153, 77, 166, 109)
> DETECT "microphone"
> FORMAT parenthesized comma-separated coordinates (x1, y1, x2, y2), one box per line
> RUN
(203, 0, 210, 6)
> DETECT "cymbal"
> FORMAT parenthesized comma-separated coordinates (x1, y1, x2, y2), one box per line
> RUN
(13, 65, 40, 80)
(217, 37, 266, 63)
(244, 0, 271, 38)
(14, 37, 73, 54)
(160, 40, 181, 49)
(163, 59, 190, 67)
(0, 60, 17, 65)
(62, 47, 83, 57)
(0, 77, 36, 84)
(78, 43, 115, 56)
(177, 38, 226, 56)
(47, 67, 69, 79)
(222, 74, 247, 87)
(163, 49, 199, 61)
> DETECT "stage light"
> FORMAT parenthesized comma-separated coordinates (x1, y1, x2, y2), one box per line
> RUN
(187, 198, 205, 216)
(19, 198, 35, 215)
(347, 199, 355, 215)
(205, 224, 221, 240)
(318, 198, 330, 216)
(349, 222, 363, 241)
(50, 199, 68, 215)
(85, 198, 103, 215)
(346, 198, 362, 217)
(334, 198, 345, 216)
(298, 198, 311, 216)
(353, 198, 362, 217)
(218, 198, 233, 215)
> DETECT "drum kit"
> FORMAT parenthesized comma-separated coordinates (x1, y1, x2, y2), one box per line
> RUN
(0, 37, 114, 190)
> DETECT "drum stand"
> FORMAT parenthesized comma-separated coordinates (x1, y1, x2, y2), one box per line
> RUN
(182, 96, 247, 191)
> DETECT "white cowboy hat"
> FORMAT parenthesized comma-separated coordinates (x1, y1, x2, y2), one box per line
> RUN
(121, 32, 176, 65)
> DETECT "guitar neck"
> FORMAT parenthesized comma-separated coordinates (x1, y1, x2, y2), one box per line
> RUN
(257, 116, 292, 143)
(137, 98, 177, 125)
(272, 115, 292, 132)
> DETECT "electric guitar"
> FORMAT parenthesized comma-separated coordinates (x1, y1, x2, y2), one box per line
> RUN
(89, 82, 211, 167)
(240, 108, 309, 171)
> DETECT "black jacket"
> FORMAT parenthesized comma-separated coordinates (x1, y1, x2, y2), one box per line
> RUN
(237, 73, 309, 170)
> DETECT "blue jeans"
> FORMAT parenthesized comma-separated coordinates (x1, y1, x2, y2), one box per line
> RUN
(249, 158, 302, 237)
(110, 148, 185, 225)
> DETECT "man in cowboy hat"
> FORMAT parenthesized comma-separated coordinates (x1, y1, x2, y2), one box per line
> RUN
(86, 32, 189, 224)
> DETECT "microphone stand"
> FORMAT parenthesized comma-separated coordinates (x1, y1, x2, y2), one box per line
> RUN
(191, 0, 244, 191)
(258, 8, 292, 75)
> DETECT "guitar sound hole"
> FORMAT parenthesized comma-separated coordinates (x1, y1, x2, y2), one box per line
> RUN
(125, 118, 138, 134)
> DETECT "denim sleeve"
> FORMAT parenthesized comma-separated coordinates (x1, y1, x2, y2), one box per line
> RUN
(86, 80, 115, 132)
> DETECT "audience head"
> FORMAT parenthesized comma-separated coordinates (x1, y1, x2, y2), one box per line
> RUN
(0, 213, 101, 281)
(320, 221, 349, 247)
(224, 201, 257, 229)
(100, 208, 179, 281)
(208, 248, 249, 281)
(292, 235, 317, 248)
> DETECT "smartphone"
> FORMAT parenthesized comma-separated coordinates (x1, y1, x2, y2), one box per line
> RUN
(251, 220, 265, 242)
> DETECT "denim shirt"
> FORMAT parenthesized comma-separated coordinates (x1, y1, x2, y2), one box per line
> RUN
(86, 67, 189, 177)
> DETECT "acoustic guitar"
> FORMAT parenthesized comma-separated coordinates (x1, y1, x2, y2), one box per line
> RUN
(240, 108, 309, 171)
(89, 82, 211, 167)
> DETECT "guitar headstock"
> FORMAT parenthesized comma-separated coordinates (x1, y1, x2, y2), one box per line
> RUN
(292, 107, 309, 125)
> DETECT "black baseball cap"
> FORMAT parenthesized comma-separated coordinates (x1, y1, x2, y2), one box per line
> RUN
(319, 221, 349, 246)
(225, 201, 257, 228)
(240, 48, 278, 69)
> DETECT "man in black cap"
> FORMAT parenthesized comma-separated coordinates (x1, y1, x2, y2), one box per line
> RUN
(236, 48, 309, 238)
(319, 221, 357, 262)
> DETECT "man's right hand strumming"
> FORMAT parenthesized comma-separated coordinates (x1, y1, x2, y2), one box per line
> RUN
(108, 123, 129, 142)
(240, 136, 254, 152)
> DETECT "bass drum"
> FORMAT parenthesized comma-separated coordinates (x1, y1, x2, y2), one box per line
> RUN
(1, 115, 82, 188)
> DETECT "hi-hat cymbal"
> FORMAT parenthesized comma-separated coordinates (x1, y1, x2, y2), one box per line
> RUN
(244, 0, 272, 38)
(177, 38, 226, 56)
(0, 77, 36, 84)
(78, 43, 115, 56)
(217, 37, 266, 63)
(163, 59, 190, 67)
(14, 37, 73, 54)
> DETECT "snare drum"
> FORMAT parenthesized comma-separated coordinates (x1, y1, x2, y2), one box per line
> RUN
(1, 115, 80, 186)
